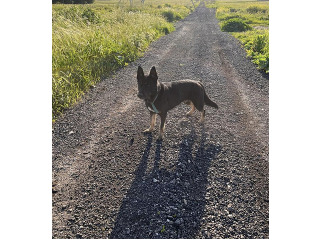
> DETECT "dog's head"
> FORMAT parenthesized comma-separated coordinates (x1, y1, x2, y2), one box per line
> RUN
(137, 66, 158, 102)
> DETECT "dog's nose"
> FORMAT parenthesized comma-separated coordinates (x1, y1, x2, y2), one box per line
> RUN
(137, 93, 144, 99)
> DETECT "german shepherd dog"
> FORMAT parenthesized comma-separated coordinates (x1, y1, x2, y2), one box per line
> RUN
(137, 66, 218, 139)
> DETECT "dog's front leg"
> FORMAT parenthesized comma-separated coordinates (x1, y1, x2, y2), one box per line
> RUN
(200, 110, 205, 123)
(158, 112, 167, 140)
(143, 112, 156, 133)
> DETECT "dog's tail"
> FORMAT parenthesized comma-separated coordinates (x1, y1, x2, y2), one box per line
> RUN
(204, 91, 218, 109)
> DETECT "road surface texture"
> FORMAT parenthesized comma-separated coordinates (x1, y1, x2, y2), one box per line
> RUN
(52, 4, 269, 239)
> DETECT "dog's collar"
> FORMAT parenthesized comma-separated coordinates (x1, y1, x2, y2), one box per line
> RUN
(147, 92, 159, 113)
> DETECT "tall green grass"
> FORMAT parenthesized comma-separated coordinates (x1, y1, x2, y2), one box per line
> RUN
(207, 0, 269, 73)
(233, 29, 269, 72)
(52, 0, 196, 120)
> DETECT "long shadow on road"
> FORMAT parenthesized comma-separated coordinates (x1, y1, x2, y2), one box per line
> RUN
(110, 124, 221, 238)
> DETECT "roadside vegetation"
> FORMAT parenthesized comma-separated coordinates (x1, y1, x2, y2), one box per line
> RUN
(206, 0, 269, 73)
(52, 0, 198, 120)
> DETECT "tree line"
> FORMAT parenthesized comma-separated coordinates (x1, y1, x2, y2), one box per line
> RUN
(52, 0, 95, 4)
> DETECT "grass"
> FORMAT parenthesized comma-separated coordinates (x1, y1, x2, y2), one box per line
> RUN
(233, 29, 269, 72)
(206, 0, 269, 73)
(52, 0, 198, 121)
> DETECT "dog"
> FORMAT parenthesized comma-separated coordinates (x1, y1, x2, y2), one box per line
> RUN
(137, 66, 218, 139)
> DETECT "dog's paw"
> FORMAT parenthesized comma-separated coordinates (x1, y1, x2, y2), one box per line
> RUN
(143, 128, 153, 133)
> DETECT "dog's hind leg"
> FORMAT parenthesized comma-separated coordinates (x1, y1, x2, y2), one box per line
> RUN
(143, 112, 156, 133)
(186, 101, 196, 116)
(200, 110, 205, 124)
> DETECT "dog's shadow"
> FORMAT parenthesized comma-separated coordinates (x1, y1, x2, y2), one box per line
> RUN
(110, 123, 221, 238)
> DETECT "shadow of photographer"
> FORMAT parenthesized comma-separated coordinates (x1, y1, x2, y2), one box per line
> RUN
(110, 123, 221, 238)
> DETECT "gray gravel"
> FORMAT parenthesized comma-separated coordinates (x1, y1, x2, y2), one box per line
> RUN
(52, 3, 268, 239)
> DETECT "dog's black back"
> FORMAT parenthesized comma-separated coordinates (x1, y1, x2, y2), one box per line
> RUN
(137, 66, 218, 112)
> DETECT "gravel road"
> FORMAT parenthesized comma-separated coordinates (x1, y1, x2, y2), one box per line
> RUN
(52, 4, 269, 239)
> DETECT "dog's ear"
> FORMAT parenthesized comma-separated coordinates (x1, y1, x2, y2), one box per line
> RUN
(137, 66, 144, 80)
(149, 66, 158, 81)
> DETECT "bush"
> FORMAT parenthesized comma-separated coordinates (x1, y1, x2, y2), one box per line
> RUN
(162, 11, 174, 22)
(251, 34, 268, 54)
(161, 10, 182, 22)
(252, 53, 269, 72)
(250, 34, 269, 72)
(82, 8, 100, 23)
(221, 18, 252, 32)
(240, 33, 269, 72)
